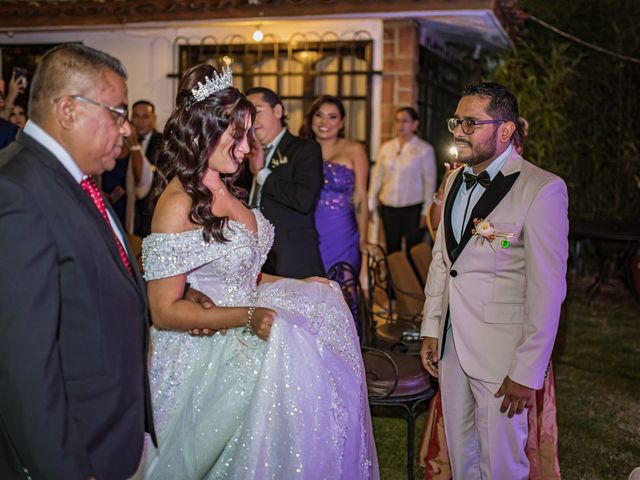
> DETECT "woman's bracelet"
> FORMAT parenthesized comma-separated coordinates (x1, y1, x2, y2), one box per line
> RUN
(432, 191, 444, 206)
(244, 306, 256, 335)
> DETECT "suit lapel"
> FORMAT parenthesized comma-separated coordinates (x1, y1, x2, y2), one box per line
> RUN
(450, 152, 522, 264)
(18, 132, 142, 294)
(270, 130, 292, 172)
(444, 169, 463, 262)
(103, 199, 146, 293)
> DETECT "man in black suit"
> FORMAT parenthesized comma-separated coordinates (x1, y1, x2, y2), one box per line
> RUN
(131, 99, 163, 165)
(246, 87, 325, 278)
(131, 99, 163, 237)
(0, 44, 156, 479)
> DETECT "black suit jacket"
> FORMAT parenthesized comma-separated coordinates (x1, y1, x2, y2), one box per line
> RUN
(144, 130, 163, 166)
(259, 130, 325, 278)
(0, 131, 155, 479)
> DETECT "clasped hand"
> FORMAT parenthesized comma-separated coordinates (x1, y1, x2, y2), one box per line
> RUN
(249, 307, 276, 341)
(420, 336, 439, 378)
(494, 376, 535, 417)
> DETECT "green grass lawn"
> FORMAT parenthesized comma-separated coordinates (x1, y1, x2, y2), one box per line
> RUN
(372, 277, 640, 479)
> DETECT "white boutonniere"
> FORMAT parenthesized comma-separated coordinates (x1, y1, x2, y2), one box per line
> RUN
(270, 150, 288, 168)
(471, 218, 514, 250)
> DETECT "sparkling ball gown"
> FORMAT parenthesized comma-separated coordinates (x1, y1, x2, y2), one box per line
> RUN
(141, 209, 378, 479)
(315, 161, 361, 272)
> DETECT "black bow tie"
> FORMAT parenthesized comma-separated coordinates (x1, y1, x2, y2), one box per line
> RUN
(463, 170, 491, 190)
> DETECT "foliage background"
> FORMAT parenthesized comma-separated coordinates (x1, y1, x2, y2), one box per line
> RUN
(491, 0, 640, 221)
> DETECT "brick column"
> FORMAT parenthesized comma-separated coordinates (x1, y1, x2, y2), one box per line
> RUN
(381, 19, 420, 143)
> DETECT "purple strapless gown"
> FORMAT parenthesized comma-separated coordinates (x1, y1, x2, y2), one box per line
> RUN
(315, 162, 361, 273)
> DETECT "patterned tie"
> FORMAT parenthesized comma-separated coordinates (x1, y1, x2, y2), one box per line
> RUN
(463, 170, 491, 190)
(249, 145, 273, 207)
(80, 177, 134, 275)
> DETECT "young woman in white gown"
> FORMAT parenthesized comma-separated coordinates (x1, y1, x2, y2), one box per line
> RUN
(140, 64, 378, 479)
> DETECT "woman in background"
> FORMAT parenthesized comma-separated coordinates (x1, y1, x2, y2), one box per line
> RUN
(368, 107, 437, 254)
(301, 95, 369, 273)
(8, 105, 27, 128)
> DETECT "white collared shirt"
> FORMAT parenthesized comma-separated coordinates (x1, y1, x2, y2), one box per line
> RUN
(23, 120, 127, 248)
(368, 135, 437, 216)
(249, 128, 288, 206)
(256, 127, 287, 185)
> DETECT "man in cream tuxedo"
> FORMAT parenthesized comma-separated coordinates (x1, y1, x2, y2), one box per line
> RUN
(420, 82, 568, 479)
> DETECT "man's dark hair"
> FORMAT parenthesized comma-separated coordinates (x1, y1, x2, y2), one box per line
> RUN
(29, 43, 127, 121)
(461, 82, 519, 128)
(133, 99, 156, 112)
(245, 86, 287, 127)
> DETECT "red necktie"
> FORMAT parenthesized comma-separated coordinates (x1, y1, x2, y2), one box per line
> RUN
(80, 177, 134, 275)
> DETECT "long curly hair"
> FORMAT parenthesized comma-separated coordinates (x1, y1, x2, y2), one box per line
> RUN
(153, 64, 256, 243)
(299, 95, 346, 140)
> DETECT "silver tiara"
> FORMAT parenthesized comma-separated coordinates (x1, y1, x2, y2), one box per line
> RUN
(190, 66, 233, 104)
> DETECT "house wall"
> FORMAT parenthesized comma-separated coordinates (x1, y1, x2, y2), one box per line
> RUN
(381, 19, 420, 143)
(2, 18, 385, 156)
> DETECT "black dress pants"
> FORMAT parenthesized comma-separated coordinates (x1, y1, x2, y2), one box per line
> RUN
(379, 203, 423, 254)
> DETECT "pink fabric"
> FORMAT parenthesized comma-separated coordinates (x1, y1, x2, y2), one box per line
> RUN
(418, 364, 561, 480)
(81, 177, 133, 275)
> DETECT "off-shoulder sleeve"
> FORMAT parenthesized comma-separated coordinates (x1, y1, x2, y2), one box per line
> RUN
(142, 229, 221, 281)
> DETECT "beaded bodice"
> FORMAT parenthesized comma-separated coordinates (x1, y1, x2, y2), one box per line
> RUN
(317, 161, 355, 211)
(142, 209, 274, 307)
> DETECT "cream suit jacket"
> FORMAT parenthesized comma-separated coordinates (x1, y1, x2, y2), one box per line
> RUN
(420, 150, 569, 390)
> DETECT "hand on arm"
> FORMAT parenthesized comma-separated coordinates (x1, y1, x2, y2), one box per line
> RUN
(149, 186, 277, 338)
(184, 286, 217, 336)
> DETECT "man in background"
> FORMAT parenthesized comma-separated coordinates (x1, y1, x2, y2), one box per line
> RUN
(131, 99, 162, 237)
(245, 86, 325, 278)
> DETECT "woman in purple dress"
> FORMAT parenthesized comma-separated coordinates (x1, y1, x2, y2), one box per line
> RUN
(301, 95, 369, 273)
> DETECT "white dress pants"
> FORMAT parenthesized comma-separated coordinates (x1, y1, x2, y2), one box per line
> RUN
(439, 330, 529, 480)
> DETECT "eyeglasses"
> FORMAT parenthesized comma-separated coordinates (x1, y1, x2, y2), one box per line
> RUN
(447, 117, 505, 135)
(69, 95, 129, 126)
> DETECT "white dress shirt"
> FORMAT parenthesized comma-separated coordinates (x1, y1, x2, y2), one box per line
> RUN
(368, 135, 437, 216)
(249, 127, 287, 206)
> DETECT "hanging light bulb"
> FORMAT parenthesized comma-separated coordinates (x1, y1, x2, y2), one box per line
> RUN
(252, 26, 264, 42)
